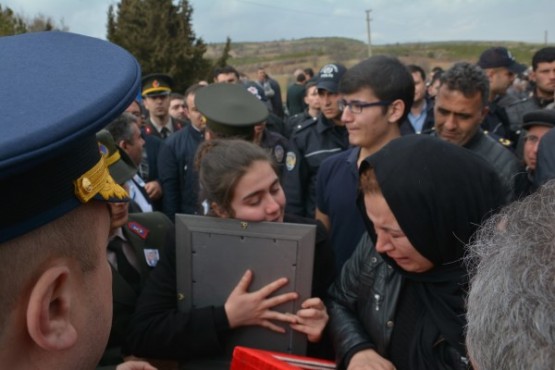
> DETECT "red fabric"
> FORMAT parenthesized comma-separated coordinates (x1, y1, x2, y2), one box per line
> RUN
(231, 346, 336, 370)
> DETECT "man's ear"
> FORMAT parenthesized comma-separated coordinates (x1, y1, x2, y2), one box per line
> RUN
(387, 99, 406, 123)
(118, 139, 128, 151)
(26, 266, 78, 351)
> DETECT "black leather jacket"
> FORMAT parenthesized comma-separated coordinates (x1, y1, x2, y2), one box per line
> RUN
(327, 232, 402, 369)
(463, 130, 526, 203)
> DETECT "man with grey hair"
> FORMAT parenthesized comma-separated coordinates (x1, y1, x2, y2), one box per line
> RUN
(466, 180, 555, 370)
(434, 61, 526, 203)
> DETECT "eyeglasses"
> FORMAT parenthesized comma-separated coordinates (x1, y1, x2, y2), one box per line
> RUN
(338, 99, 392, 114)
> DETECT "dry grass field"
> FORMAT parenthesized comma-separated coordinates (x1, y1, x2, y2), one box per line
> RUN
(206, 37, 550, 99)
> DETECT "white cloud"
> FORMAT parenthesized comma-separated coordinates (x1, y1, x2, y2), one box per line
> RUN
(1, 0, 552, 44)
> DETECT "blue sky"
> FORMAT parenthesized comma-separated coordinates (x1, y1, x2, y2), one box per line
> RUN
(3, 0, 554, 45)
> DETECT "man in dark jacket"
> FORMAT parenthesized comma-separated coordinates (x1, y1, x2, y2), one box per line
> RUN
(434, 62, 527, 203)
(505, 47, 555, 132)
(158, 84, 206, 219)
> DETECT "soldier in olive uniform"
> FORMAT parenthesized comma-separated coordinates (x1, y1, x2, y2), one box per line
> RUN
(96, 131, 174, 368)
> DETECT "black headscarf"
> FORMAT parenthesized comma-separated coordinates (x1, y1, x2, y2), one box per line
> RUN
(358, 135, 504, 369)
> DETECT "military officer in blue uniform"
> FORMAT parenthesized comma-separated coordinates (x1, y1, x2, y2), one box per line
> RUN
(142, 73, 185, 140)
(0, 31, 156, 370)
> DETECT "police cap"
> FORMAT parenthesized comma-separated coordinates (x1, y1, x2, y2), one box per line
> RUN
(316, 63, 347, 93)
(522, 109, 555, 130)
(142, 73, 173, 97)
(195, 83, 269, 138)
(477, 47, 527, 74)
(96, 130, 137, 185)
(0, 32, 140, 243)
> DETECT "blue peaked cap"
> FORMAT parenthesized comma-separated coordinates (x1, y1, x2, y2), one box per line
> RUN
(0, 32, 141, 243)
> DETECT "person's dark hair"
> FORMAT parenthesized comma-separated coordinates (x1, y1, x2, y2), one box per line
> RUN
(183, 83, 205, 108)
(170, 92, 184, 100)
(431, 66, 444, 75)
(407, 64, 426, 81)
(304, 68, 314, 79)
(105, 112, 138, 144)
(184, 83, 204, 98)
(195, 139, 276, 217)
(339, 55, 415, 122)
(296, 73, 307, 83)
(531, 47, 555, 70)
(304, 81, 317, 96)
(440, 62, 489, 107)
(212, 65, 240, 80)
(428, 70, 443, 86)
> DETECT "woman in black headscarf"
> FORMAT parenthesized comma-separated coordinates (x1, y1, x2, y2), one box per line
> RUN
(327, 135, 504, 370)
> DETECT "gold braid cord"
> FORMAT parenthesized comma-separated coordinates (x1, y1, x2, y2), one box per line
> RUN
(74, 155, 128, 203)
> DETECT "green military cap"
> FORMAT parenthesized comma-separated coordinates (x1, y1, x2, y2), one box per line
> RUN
(142, 73, 173, 97)
(96, 130, 137, 185)
(195, 83, 269, 139)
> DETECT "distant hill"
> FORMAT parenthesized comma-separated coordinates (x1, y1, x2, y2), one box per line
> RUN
(205, 37, 549, 90)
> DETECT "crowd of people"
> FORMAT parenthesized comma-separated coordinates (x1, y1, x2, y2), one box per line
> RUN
(2, 30, 555, 370)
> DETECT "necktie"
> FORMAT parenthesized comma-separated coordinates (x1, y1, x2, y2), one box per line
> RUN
(138, 150, 150, 179)
(108, 237, 141, 291)
(160, 127, 170, 139)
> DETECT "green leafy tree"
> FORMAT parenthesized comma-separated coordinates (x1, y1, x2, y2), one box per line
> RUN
(0, 5, 27, 36)
(213, 36, 232, 68)
(107, 0, 212, 93)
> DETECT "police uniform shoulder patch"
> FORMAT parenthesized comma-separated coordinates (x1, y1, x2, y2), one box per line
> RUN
(128, 221, 150, 240)
(286, 151, 296, 171)
(274, 145, 285, 163)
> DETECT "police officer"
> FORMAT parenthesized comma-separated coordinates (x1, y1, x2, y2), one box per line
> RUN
(244, 82, 290, 176)
(142, 73, 185, 140)
(520, 110, 555, 193)
(96, 130, 174, 368)
(505, 47, 555, 133)
(284, 80, 320, 138)
(0, 31, 154, 370)
(283, 63, 349, 218)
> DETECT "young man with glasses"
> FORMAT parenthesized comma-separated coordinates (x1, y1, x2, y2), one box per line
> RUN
(315, 56, 414, 270)
(283, 63, 348, 218)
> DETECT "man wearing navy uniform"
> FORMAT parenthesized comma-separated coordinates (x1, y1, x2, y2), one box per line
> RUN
(0, 32, 153, 370)
(142, 73, 185, 140)
(283, 63, 349, 218)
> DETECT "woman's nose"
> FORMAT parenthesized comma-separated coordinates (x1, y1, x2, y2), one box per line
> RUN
(374, 231, 393, 253)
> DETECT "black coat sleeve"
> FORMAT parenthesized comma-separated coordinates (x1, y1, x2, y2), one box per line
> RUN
(327, 233, 377, 369)
(123, 233, 230, 360)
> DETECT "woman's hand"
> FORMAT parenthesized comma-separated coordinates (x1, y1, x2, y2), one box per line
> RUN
(347, 349, 395, 370)
(289, 297, 328, 342)
(225, 269, 298, 332)
(116, 360, 157, 370)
